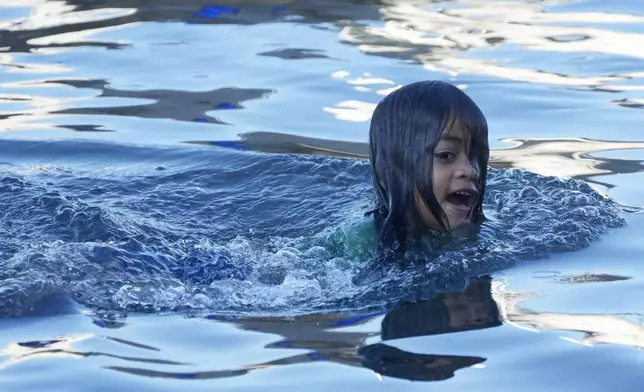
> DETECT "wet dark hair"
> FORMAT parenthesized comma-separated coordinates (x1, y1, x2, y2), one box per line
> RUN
(367, 80, 489, 252)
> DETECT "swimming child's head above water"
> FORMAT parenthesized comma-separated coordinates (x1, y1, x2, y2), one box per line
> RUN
(368, 80, 490, 251)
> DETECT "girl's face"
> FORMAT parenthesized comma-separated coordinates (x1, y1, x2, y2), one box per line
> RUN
(417, 126, 479, 231)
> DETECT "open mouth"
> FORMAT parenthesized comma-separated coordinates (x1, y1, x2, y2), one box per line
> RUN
(446, 189, 477, 211)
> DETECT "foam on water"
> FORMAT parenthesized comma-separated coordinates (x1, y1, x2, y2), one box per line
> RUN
(0, 140, 629, 317)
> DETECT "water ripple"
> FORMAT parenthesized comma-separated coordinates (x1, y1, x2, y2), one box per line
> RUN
(0, 140, 628, 317)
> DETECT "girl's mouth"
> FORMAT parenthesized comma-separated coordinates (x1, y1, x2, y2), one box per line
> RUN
(446, 189, 477, 212)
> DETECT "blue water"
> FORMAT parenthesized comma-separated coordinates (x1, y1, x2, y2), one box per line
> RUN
(2, 0, 644, 390)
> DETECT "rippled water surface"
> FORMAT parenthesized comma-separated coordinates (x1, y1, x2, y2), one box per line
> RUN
(2, 0, 644, 390)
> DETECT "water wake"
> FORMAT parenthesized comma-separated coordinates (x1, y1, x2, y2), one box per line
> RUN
(0, 141, 628, 317)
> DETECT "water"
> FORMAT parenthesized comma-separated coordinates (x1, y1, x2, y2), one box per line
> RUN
(1, 0, 644, 390)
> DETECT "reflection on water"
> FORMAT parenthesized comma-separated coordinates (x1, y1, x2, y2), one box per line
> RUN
(2, 274, 643, 384)
(48, 78, 273, 126)
(196, 131, 644, 195)
(3, 0, 639, 189)
(614, 98, 644, 109)
(3, 0, 644, 135)
(4, 273, 641, 383)
(343, 1, 644, 88)
(495, 273, 644, 350)
(0, 332, 187, 371)
(0, 277, 501, 382)
(106, 276, 501, 382)
(556, 273, 631, 284)
(186, 131, 370, 158)
(491, 137, 644, 191)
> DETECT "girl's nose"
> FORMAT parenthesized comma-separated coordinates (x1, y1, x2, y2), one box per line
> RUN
(456, 157, 478, 180)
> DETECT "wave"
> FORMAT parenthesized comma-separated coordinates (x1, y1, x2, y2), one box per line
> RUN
(0, 139, 629, 317)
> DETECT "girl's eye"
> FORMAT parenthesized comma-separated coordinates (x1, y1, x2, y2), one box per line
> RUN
(435, 151, 455, 162)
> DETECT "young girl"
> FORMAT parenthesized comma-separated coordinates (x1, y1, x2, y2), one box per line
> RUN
(367, 80, 490, 252)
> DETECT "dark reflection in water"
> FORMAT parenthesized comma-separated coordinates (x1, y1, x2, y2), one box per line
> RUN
(106, 277, 500, 382)
(60, 124, 114, 132)
(258, 48, 331, 60)
(46, 79, 273, 125)
(0, 333, 188, 368)
(62, 0, 383, 25)
(186, 131, 370, 158)
(0, 21, 131, 53)
(556, 273, 631, 284)
(545, 34, 592, 43)
(614, 98, 644, 109)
